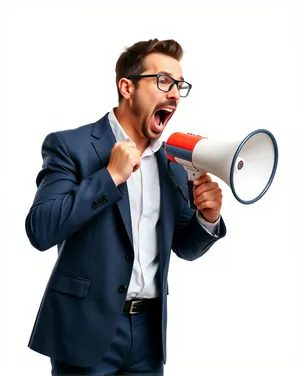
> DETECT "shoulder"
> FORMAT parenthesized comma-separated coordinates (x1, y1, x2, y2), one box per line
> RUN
(42, 113, 110, 151)
(56, 116, 103, 141)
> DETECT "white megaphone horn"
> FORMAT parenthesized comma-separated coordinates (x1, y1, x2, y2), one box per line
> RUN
(164, 129, 278, 207)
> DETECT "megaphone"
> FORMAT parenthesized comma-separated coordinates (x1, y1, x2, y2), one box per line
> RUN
(164, 129, 278, 207)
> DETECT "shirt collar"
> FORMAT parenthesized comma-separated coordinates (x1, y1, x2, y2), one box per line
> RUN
(108, 108, 163, 154)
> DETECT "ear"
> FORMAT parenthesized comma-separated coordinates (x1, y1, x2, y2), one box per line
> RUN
(118, 78, 134, 100)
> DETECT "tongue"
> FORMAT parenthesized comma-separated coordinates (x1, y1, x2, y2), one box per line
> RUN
(155, 112, 160, 124)
(153, 112, 164, 132)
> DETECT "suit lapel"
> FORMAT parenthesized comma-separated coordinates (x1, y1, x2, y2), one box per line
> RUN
(90, 116, 177, 258)
(91, 114, 133, 248)
(156, 146, 177, 270)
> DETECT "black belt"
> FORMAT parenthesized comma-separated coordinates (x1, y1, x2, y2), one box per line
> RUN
(123, 298, 159, 315)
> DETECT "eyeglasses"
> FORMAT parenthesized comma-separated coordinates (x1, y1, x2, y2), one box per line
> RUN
(126, 74, 192, 98)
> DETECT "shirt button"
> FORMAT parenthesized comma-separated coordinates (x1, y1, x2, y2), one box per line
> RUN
(118, 285, 127, 293)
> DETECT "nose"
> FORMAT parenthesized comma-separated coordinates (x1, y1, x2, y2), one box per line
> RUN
(166, 84, 180, 101)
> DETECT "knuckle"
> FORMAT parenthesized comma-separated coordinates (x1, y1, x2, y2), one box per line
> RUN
(121, 143, 129, 152)
(112, 142, 120, 150)
(194, 189, 202, 199)
(201, 192, 209, 201)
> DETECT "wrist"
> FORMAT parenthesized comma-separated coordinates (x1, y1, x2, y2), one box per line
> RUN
(197, 210, 220, 224)
(107, 167, 122, 187)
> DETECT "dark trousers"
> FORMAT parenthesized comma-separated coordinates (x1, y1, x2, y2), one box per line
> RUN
(51, 300, 163, 376)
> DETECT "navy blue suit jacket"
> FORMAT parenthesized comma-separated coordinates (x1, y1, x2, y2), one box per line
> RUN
(25, 113, 226, 367)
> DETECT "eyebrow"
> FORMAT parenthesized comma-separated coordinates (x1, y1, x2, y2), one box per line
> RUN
(158, 71, 184, 81)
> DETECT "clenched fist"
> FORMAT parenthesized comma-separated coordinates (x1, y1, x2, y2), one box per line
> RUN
(107, 140, 141, 186)
(193, 174, 223, 223)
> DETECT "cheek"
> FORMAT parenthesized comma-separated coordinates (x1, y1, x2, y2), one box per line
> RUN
(132, 95, 144, 116)
(146, 93, 165, 113)
(134, 89, 164, 118)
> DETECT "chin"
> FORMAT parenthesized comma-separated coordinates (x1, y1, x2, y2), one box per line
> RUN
(147, 129, 163, 140)
(142, 125, 162, 140)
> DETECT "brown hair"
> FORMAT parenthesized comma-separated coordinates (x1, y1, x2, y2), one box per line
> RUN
(115, 39, 183, 102)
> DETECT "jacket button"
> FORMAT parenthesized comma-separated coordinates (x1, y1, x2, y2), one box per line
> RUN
(125, 254, 133, 261)
(119, 285, 127, 293)
(96, 196, 108, 205)
(92, 201, 99, 209)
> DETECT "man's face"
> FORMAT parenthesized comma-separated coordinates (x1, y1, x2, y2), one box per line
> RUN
(129, 53, 184, 141)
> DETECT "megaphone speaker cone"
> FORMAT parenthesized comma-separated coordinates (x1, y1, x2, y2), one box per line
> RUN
(230, 129, 278, 204)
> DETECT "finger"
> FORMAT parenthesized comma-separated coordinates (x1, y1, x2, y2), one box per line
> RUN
(124, 139, 136, 147)
(193, 174, 212, 186)
(131, 150, 142, 161)
(194, 190, 223, 207)
(132, 163, 140, 172)
(196, 200, 222, 212)
(112, 142, 131, 154)
(194, 188, 223, 205)
(118, 141, 137, 152)
(194, 195, 223, 208)
(193, 182, 220, 197)
(122, 147, 141, 161)
(131, 153, 141, 172)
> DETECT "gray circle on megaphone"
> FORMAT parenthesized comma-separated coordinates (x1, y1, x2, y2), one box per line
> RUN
(230, 129, 278, 204)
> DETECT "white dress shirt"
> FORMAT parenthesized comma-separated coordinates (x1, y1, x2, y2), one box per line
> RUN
(108, 109, 220, 299)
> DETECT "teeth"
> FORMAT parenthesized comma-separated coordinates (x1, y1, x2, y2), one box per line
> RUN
(161, 108, 173, 112)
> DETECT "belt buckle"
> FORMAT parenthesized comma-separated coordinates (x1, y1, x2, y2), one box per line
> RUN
(129, 300, 143, 315)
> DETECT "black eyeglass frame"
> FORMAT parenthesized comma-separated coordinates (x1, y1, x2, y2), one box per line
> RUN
(126, 74, 192, 97)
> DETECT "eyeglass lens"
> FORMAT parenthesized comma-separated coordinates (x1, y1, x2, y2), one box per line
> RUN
(157, 75, 190, 97)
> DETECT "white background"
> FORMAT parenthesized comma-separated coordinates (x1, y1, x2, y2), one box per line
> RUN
(2, 0, 299, 375)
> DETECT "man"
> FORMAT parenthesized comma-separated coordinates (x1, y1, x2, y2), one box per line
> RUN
(25, 39, 226, 376)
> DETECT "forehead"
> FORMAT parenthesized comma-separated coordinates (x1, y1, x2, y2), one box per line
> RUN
(143, 53, 183, 80)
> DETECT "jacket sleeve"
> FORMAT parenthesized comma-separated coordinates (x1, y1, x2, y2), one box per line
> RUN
(171, 167, 226, 261)
(25, 132, 123, 251)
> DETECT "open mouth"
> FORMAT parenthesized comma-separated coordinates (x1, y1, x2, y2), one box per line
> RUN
(153, 107, 175, 132)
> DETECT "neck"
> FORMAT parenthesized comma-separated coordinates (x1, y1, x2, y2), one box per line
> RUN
(114, 104, 149, 153)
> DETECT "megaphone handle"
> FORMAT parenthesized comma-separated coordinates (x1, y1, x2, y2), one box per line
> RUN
(184, 167, 206, 210)
(187, 181, 196, 209)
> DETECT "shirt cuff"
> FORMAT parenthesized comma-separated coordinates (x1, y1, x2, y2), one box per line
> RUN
(196, 211, 220, 238)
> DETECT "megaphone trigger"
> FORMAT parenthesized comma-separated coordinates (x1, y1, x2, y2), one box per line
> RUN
(184, 166, 206, 181)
